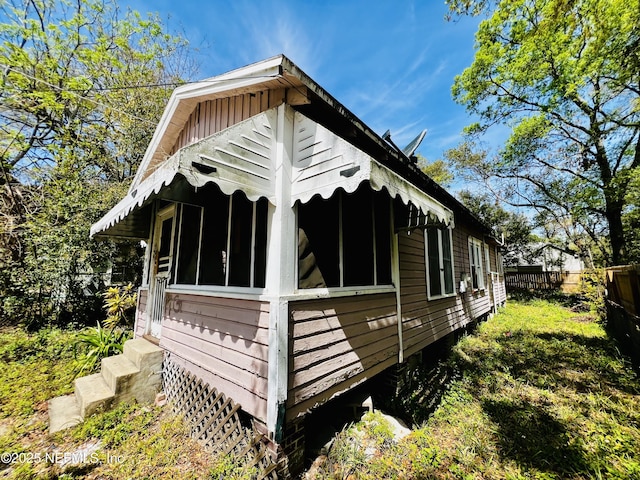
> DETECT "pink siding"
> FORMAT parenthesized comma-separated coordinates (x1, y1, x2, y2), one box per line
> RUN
(170, 89, 285, 154)
(287, 293, 398, 420)
(159, 292, 270, 422)
(398, 227, 492, 359)
(134, 288, 148, 338)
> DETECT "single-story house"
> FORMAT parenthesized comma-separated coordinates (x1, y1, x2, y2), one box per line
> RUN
(90, 54, 506, 472)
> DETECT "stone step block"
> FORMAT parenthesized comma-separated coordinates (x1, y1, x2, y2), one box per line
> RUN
(101, 354, 139, 394)
(123, 338, 163, 372)
(48, 395, 82, 433)
(74, 373, 114, 418)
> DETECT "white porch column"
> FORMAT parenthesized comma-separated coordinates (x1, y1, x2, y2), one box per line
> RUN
(266, 103, 296, 442)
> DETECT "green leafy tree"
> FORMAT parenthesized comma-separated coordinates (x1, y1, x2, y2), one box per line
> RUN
(446, 0, 640, 266)
(0, 0, 195, 326)
(458, 190, 533, 266)
(416, 154, 454, 188)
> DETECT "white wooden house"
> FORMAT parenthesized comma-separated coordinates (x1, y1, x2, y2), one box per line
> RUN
(91, 54, 506, 470)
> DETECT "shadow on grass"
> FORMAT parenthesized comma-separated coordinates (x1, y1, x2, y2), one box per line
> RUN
(483, 398, 588, 474)
(483, 331, 640, 396)
(459, 316, 640, 476)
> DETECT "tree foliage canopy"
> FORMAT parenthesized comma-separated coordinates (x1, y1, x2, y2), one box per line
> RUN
(0, 0, 195, 326)
(446, 0, 640, 266)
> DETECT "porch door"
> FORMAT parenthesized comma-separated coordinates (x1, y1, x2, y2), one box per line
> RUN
(147, 205, 175, 339)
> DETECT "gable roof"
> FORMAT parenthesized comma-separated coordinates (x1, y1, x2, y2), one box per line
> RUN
(91, 54, 491, 239)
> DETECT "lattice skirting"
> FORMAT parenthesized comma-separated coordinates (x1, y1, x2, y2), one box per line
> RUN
(163, 355, 278, 479)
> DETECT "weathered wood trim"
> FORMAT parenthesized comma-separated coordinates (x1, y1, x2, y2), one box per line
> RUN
(134, 288, 148, 338)
(266, 103, 297, 441)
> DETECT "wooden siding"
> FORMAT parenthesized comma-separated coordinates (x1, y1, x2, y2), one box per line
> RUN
(159, 292, 270, 422)
(287, 293, 398, 420)
(398, 227, 492, 359)
(170, 89, 285, 155)
(134, 288, 148, 338)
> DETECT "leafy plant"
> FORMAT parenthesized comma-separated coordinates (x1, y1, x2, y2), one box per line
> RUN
(74, 284, 135, 374)
(74, 322, 129, 374)
(103, 283, 137, 329)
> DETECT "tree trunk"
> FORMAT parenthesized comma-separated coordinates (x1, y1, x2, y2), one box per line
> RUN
(606, 200, 627, 266)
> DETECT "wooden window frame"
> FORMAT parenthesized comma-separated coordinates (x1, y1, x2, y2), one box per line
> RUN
(424, 226, 456, 300)
(468, 236, 485, 291)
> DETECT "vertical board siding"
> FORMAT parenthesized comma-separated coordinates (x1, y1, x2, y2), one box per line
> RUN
(159, 292, 270, 422)
(287, 293, 398, 419)
(134, 288, 148, 338)
(398, 227, 492, 359)
(170, 89, 285, 155)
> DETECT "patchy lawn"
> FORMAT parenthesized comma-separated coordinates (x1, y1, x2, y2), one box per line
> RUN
(3, 298, 640, 479)
(317, 299, 640, 479)
(0, 327, 227, 479)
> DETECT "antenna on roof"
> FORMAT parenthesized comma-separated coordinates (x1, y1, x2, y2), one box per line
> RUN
(402, 129, 427, 158)
(382, 129, 427, 164)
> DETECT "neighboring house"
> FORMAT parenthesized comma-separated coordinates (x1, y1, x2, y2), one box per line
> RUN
(506, 242, 585, 273)
(90, 55, 506, 473)
(505, 243, 585, 293)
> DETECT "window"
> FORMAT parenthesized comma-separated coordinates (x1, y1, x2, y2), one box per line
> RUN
(298, 184, 392, 289)
(173, 190, 268, 289)
(425, 226, 455, 299)
(468, 236, 485, 290)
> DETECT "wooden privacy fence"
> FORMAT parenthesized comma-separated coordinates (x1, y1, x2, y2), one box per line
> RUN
(163, 355, 278, 479)
(605, 265, 640, 361)
(504, 271, 580, 292)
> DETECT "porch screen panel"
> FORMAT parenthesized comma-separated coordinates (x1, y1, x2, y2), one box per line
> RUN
(253, 198, 268, 288)
(198, 194, 230, 286)
(343, 186, 374, 286)
(374, 193, 392, 285)
(176, 204, 202, 284)
(298, 195, 340, 288)
(228, 192, 253, 287)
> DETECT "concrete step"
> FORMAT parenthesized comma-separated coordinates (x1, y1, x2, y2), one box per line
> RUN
(74, 373, 114, 418)
(123, 338, 163, 372)
(48, 395, 82, 433)
(101, 354, 139, 394)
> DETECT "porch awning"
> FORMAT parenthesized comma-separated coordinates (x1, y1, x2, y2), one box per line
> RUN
(290, 110, 454, 227)
(90, 109, 278, 239)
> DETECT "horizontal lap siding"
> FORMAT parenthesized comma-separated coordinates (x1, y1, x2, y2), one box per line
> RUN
(134, 288, 148, 338)
(287, 293, 398, 419)
(399, 227, 491, 359)
(171, 89, 285, 154)
(159, 292, 270, 422)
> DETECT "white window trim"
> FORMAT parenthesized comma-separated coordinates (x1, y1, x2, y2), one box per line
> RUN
(425, 226, 456, 300)
(468, 236, 485, 291)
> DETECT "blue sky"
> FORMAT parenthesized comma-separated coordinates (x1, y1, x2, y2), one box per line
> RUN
(127, 0, 483, 166)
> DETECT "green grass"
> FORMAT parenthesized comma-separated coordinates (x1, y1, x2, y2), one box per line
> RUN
(3, 298, 640, 479)
(319, 299, 640, 479)
(0, 327, 226, 479)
